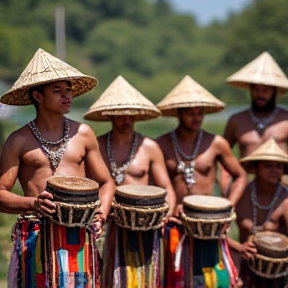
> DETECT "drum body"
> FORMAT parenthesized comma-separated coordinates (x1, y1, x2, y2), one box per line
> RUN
(112, 185, 169, 231)
(181, 195, 235, 239)
(248, 231, 288, 279)
(44, 176, 100, 227)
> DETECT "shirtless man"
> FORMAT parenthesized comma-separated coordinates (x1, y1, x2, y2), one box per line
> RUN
(224, 51, 288, 157)
(229, 138, 288, 287)
(156, 75, 246, 288)
(0, 49, 115, 287)
(84, 75, 176, 288)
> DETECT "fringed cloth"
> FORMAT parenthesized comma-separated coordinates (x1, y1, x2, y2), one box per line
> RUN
(164, 222, 238, 288)
(102, 221, 165, 288)
(7, 216, 100, 288)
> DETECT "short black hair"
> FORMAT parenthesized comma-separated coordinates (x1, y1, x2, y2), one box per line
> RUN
(28, 84, 45, 106)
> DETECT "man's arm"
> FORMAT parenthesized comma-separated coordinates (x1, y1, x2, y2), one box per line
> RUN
(82, 124, 115, 220)
(0, 133, 36, 214)
(147, 139, 176, 216)
(215, 136, 247, 206)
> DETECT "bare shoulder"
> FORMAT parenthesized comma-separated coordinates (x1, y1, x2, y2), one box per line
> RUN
(97, 133, 108, 146)
(4, 124, 31, 146)
(155, 132, 171, 149)
(142, 135, 160, 150)
(69, 119, 95, 137)
(277, 107, 288, 120)
(211, 133, 231, 151)
(227, 109, 250, 124)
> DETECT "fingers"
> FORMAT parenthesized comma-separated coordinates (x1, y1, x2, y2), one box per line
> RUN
(35, 191, 56, 216)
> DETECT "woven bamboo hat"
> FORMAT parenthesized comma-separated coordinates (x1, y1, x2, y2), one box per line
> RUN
(156, 75, 225, 117)
(226, 51, 288, 95)
(83, 75, 160, 121)
(240, 138, 288, 174)
(0, 48, 98, 106)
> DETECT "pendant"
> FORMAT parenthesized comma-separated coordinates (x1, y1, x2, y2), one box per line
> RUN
(114, 173, 125, 185)
(257, 123, 265, 135)
(177, 161, 185, 173)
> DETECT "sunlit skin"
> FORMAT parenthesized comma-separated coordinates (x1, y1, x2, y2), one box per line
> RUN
(97, 115, 176, 216)
(228, 161, 288, 260)
(157, 107, 247, 215)
(0, 80, 115, 219)
(224, 84, 288, 157)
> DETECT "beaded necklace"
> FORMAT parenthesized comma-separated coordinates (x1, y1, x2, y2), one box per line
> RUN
(171, 130, 203, 188)
(107, 131, 138, 185)
(251, 181, 282, 233)
(28, 117, 70, 172)
(249, 107, 278, 136)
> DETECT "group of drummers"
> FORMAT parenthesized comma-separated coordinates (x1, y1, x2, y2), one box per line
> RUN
(0, 48, 288, 288)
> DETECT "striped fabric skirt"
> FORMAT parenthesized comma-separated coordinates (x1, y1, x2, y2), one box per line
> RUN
(164, 222, 238, 288)
(7, 216, 100, 288)
(102, 221, 165, 288)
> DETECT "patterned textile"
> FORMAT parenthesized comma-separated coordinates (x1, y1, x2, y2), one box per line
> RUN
(102, 221, 165, 288)
(7, 216, 100, 288)
(164, 222, 238, 288)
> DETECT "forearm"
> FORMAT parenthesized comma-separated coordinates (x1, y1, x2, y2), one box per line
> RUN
(227, 236, 243, 253)
(0, 190, 35, 214)
(228, 175, 247, 206)
(98, 180, 115, 220)
(165, 185, 176, 216)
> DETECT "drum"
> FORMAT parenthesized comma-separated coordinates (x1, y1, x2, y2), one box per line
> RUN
(44, 175, 101, 227)
(112, 184, 169, 231)
(248, 231, 288, 279)
(181, 195, 236, 239)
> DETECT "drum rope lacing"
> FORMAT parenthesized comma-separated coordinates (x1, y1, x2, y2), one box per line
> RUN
(171, 129, 203, 187)
(107, 131, 138, 185)
(249, 107, 278, 136)
(28, 117, 70, 172)
(251, 181, 282, 233)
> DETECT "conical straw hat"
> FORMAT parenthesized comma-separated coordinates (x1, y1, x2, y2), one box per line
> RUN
(0, 48, 98, 106)
(83, 75, 160, 121)
(240, 138, 288, 174)
(156, 75, 225, 117)
(226, 51, 288, 95)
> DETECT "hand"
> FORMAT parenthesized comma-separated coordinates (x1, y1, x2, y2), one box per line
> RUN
(168, 216, 183, 225)
(91, 212, 106, 240)
(174, 204, 183, 217)
(240, 241, 257, 260)
(35, 191, 56, 217)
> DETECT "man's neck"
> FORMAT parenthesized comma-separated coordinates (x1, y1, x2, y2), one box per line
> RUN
(34, 113, 65, 132)
(175, 126, 201, 142)
(254, 178, 279, 195)
(110, 129, 135, 144)
(250, 105, 276, 118)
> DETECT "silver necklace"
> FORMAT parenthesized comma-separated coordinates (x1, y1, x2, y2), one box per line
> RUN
(249, 107, 278, 136)
(28, 117, 70, 172)
(251, 182, 282, 233)
(171, 130, 203, 187)
(107, 131, 138, 185)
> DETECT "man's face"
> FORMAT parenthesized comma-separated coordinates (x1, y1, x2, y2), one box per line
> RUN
(37, 81, 73, 114)
(178, 107, 204, 131)
(255, 161, 284, 185)
(250, 84, 276, 111)
(111, 115, 135, 134)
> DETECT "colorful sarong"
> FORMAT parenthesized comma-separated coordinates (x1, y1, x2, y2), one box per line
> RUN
(8, 216, 100, 288)
(102, 221, 165, 288)
(164, 222, 238, 288)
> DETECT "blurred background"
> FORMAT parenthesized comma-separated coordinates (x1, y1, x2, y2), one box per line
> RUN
(0, 0, 288, 284)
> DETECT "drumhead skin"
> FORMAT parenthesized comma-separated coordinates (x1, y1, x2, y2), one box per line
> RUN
(253, 231, 288, 258)
(115, 185, 166, 206)
(183, 195, 232, 211)
(46, 176, 99, 203)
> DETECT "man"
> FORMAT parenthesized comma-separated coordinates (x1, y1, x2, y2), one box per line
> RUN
(156, 75, 246, 287)
(83, 75, 176, 288)
(224, 51, 288, 157)
(0, 48, 115, 287)
(230, 138, 288, 287)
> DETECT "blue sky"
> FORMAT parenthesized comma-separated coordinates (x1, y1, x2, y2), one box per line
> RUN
(168, 0, 252, 26)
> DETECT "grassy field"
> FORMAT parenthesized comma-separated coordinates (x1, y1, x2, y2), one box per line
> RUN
(0, 107, 240, 281)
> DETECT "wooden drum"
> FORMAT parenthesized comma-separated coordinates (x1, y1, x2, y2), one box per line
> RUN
(248, 231, 288, 279)
(112, 185, 169, 231)
(44, 176, 100, 227)
(181, 195, 236, 239)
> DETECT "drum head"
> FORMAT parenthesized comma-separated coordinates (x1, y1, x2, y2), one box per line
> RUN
(115, 185, 166, 206)
(46, 176, 99, 203)
(253, 231, 288, 258)
(183, 195, 232, 211)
